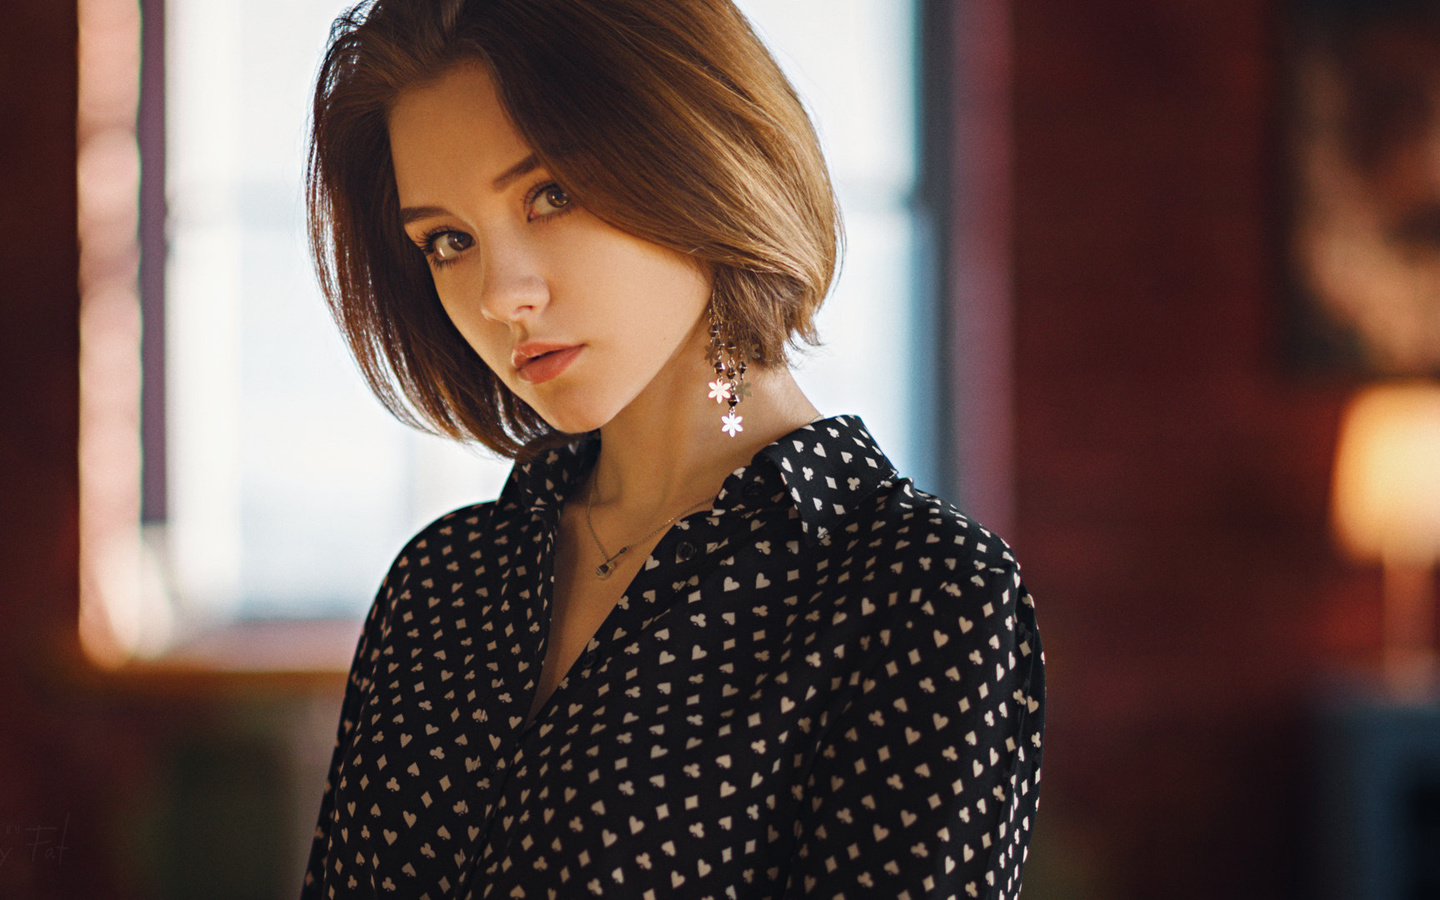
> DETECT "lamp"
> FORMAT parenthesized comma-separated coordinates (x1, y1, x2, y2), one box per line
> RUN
(1331, 381, 1440, 695)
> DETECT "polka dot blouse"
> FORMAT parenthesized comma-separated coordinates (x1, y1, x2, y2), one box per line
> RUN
(302, 415, 1044, 900)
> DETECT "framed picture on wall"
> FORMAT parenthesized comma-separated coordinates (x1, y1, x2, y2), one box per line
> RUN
(1285, 0, 1440, 376)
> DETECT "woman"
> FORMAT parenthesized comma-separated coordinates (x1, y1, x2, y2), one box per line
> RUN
(302, 1, 1044, 898)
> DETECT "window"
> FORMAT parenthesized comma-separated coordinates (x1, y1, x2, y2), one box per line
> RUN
(82, 0, 931, 664)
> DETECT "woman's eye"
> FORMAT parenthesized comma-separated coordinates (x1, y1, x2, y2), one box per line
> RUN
(530, 184, 572, 218)
(426, 230, 473, 262)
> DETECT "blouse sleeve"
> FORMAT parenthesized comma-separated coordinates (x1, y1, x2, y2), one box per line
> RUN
(300, 551, 407, 897)
(785, 552, 1044, 900)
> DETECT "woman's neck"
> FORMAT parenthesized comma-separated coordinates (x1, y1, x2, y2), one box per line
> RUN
(586, 334, 819, 520)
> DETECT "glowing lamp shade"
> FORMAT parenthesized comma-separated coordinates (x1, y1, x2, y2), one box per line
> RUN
(1332, 382, 1440, 567)
(1331, 381, 1440, 694)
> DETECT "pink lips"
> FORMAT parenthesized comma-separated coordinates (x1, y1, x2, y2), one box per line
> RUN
(512, 341, 582, 384)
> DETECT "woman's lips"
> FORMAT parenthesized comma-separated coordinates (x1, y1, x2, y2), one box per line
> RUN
(513, 343, 582, 384)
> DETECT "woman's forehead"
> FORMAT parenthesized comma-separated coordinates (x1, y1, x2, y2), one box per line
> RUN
(388, 61, 535, 200)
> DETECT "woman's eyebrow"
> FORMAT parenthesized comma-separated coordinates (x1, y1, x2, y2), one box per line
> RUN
(492, 153, 539, 191)
(401, 205, 449, 225)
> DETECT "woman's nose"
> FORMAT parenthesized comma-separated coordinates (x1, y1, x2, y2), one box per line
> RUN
(477, 237, 549, 323)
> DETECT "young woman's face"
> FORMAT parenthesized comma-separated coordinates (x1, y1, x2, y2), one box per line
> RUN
(388, 61, 713, 435)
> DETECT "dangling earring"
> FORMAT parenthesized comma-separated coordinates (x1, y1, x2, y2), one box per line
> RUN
(707, 306, 749, 437)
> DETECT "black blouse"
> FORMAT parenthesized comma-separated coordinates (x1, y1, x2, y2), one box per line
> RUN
(303, 416, 1044, 900)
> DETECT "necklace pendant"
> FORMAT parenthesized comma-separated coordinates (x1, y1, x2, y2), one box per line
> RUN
(595, 547, 627, 579)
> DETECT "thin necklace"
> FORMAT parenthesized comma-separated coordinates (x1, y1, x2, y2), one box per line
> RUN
(584, 476, 712, 579)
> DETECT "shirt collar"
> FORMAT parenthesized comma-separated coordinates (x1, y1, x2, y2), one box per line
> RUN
(499, 439, 599, 513)
(499, 415, 897, 539)
(721, 415, 898, 539)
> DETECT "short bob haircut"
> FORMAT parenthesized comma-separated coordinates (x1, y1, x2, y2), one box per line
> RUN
(309, 0, 841, 457)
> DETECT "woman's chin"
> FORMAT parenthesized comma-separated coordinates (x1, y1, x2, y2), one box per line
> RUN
(521, 376, 680, 438)
(532, 405, 615, 438)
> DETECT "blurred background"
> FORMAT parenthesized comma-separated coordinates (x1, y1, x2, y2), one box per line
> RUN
(5, 0, 1440, 898)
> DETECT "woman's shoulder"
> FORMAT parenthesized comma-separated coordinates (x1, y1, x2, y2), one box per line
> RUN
(867, 478, 1017, 561)
(752, 414, 1028, 614)
(350, 493, 532, 657)
(851, 477, 1029, 614)
(832, 479, 1042, 729)
(373, 494, 525, 586)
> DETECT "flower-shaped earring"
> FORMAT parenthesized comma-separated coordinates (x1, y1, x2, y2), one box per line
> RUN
(708, 307, 749, 437)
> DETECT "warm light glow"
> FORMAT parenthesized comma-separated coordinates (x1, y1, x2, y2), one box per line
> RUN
(1332, 381, 1440, 694)
(1332, 381, 1440, 567)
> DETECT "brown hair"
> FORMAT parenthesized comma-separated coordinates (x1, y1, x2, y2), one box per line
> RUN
(308, 0, 841, 456)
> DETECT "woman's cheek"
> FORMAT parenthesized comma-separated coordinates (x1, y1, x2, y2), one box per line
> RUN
(434, 280, 483, 342)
